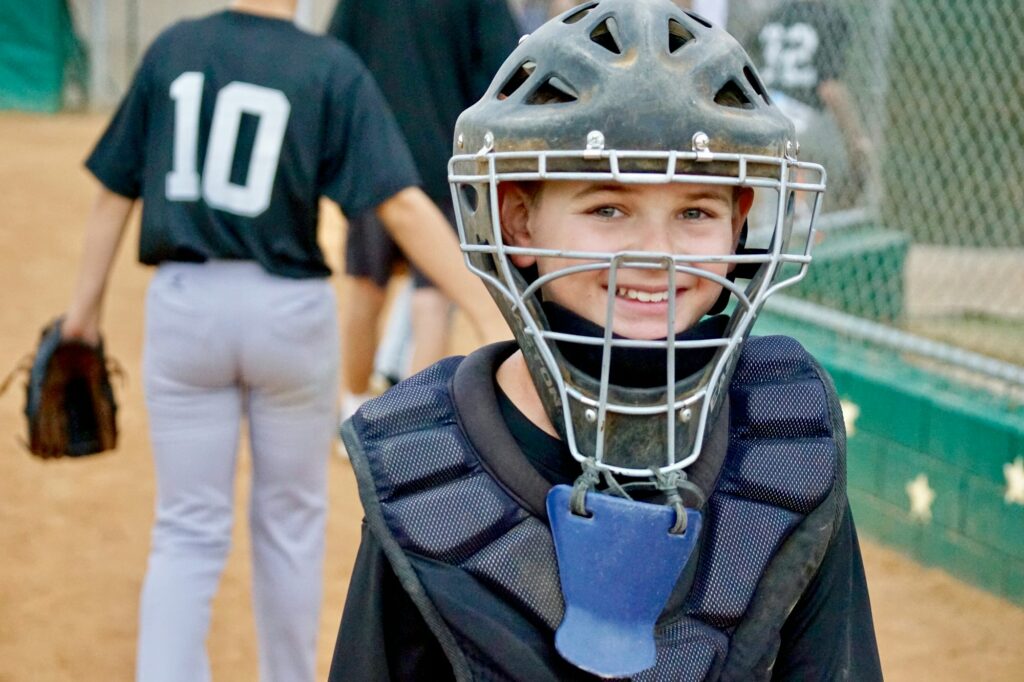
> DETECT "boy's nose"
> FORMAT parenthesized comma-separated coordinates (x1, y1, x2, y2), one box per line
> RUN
(635, 219, 679, 255)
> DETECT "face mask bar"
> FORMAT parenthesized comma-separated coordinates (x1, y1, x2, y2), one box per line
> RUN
(449, 146, 826, 477)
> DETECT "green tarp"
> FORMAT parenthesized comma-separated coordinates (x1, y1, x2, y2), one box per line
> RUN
(0, 0, 86, 112)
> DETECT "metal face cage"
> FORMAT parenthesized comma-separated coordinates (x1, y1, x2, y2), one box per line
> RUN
(450, 138, 826, 478)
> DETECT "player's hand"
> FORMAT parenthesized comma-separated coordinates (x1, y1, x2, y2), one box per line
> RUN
(61, 308, 101, 346)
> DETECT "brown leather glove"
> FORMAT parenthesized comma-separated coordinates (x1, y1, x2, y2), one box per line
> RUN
(16, 318, 119, 458)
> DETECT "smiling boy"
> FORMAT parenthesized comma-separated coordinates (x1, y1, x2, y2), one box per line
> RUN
(329, 1, 882, 680)
(501, 182, 753, 337)
(495, 182, 755, 436)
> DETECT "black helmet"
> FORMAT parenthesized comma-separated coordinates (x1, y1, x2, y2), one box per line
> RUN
(449, 0, 826, 478)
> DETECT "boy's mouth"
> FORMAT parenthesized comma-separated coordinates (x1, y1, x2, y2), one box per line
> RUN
(614, 286, 677, 304)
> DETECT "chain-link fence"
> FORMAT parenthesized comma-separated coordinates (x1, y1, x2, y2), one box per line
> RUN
(63, 0, 1024, 387)
(730, 0, 1024, 391)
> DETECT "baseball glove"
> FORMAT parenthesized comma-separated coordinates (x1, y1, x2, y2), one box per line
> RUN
(2, 318, 120, 458)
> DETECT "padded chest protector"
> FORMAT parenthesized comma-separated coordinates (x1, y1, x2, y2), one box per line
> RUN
(343, 336, 846, 682)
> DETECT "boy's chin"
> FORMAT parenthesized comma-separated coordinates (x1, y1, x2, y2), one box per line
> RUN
(604, 311, 704, 341)
(609, 320, 695, 341)
(601, 297, 711, 341)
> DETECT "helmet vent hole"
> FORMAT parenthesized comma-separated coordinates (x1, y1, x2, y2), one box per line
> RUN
(459, 184, 479, 213)
(714, 80, 754, 109)
(589, 18, 621, 54)
(526, 76, 578, 105)
(563, 2, 598, 24)
(668, 18, 694, 53)
(498, 60, 536, 99)
(684, 10, 713, 28)
(743, 65, 771, 105)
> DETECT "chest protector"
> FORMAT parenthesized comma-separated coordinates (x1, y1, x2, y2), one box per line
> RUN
(343, 336, 846, 681)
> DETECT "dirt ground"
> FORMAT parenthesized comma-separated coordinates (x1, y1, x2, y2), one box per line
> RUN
(1, 112, 1022, 681)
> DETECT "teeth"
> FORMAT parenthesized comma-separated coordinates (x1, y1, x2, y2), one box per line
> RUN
(616, 287, 671, 303)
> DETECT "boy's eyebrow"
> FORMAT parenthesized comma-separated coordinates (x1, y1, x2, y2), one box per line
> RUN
(570, 184, 732, 202)
(684, 189, 733, 203)
(570, 183, 631, 199)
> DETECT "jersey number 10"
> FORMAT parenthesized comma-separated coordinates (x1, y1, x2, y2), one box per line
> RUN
(166, 72, 291, 218)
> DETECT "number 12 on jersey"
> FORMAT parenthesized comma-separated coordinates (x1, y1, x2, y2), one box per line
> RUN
(166, 72, 291, 218)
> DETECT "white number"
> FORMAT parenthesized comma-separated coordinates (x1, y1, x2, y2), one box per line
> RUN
(166, 72, 291, 218)
(166, 72, 203, 200)
(758, 22, 821, 90)
(203, 82, 290, 217)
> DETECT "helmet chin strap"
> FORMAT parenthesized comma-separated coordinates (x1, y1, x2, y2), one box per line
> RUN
(541, 302, 729, 389)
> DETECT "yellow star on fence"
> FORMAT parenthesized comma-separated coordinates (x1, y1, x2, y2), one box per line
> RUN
(1004, 457, 1024, 506)
(906, 473, 936, 522)
(840, 399, 860, 437)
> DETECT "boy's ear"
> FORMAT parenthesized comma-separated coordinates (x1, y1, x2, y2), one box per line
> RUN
(498, 183, 537, 268)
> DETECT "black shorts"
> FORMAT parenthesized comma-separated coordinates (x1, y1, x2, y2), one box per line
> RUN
(344, 195, 457, 290)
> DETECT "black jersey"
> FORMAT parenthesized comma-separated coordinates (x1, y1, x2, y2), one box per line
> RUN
(86, 10, 421, 279)
(327, 0, 519, 204)
(751, 0, 850, 110)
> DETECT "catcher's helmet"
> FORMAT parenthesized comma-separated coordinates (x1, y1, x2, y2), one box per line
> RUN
(449, 0, 826, 479)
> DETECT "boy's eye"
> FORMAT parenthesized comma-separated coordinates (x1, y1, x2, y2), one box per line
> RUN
(681, 208, 706, 220)
(591, 205, 622, 218)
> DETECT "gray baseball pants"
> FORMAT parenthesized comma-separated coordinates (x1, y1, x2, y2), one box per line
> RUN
(136, 261, 338, 682)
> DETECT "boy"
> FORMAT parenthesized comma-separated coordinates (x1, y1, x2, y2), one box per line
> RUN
(330, 1, 882, 679)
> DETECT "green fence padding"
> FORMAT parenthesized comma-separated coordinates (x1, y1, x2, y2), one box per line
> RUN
(964, 474, 1024, 562)
(755, 311, 1024, 605)
(833, 366, 929, 451)
(791, 227, 910, 322)
(926, 398, 1019, 481)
